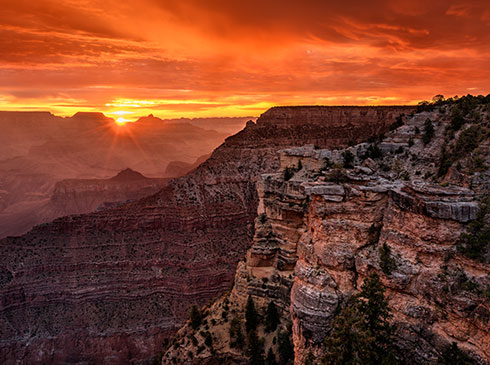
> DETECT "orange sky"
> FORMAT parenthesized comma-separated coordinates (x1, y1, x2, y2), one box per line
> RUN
(0, 0, 489, 121)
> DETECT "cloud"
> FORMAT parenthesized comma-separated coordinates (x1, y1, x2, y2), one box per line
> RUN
(0, 0, 489, 118)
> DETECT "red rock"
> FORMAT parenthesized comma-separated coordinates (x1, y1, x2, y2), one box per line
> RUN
(0, 106, 413, 363)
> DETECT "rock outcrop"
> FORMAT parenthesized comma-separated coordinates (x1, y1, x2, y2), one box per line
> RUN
(0, 106, 413, 363)
(164, 100, 489, 364)
(47, 168, 169, 217)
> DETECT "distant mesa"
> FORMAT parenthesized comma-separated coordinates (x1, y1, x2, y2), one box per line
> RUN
(71, 112, 114, 124)
(109, 168, 148, 182)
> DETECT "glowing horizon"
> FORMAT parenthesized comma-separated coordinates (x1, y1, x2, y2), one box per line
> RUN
(1, 1, 489, 119)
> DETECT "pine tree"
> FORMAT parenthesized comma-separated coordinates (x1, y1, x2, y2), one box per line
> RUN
(265, 348, 277, 365)
(437, 342, 476, 365)
(323, 272, 396, 365)
(323, 299, 374, 364)
(265, 301, 279, 333)
(245, 295, 258, 333)
(356, 272, 395, 363)
(189, 305, 201, 329)
(229, 316, 244, 348)
(278, 328, 294, 364)
(247, 329, 265, 365)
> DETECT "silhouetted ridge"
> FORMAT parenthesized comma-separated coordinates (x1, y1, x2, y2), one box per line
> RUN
(110, 168, 148, 181)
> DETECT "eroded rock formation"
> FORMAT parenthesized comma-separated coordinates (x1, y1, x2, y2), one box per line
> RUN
(0, 106, 412, 363)
(164, 102, 489, 364)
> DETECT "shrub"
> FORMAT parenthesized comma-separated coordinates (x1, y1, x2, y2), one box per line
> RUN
(325, 168, 348, 183)
(364, 144, 382, 159)
(342, 150, 355, 168)
(379, 243, 397, 275)
(323, 157, 333, 170)
(278, 328, 294, 364)
(283, 167, 294, 181)
(204, 332, 212, 348)
(437, 342, 476, 365)
(437, 145, 453, 178)
(450, 107, 465, 130)
(457, 196, 490, 262)
(422, 119, 435, 145)
(454, 125, 482, 156)
(190, 335, 198, 346)
(389, 115, 404, 131)
(229, 316, 244, 348)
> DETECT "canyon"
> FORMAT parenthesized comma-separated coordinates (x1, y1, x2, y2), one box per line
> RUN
(164, 99, 489, 364)
(0, 106, 414, 363)
(0, 112, 249, 238)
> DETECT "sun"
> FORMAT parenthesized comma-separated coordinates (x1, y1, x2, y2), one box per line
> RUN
(116, 117, 131, 124)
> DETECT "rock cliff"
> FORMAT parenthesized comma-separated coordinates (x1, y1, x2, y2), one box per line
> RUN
(0, 106, 412, 363)
(164, 99, 489, 364)
(47, 168, 170, 217)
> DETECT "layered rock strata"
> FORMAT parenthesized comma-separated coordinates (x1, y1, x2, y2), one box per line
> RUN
(167, 104, 489, 364)
(0, 106, 414, 363)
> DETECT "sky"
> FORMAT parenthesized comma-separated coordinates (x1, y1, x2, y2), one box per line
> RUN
(0, 0, 489, 121)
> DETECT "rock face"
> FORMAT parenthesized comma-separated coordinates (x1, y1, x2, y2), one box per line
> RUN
(0, 106, 412, 364)
(47, 168, 169, 217)
(164, 102, 489, 364)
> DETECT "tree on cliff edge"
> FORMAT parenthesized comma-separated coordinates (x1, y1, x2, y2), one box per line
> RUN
(189, 305, 201, 329)
(323, 272, 396, 365)
(265, 301, 279, 332)
(245, 295, 258, 333)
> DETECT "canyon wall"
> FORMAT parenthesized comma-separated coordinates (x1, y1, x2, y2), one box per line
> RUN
(164, 103, 489, 364)
(0, 106, 413, 363)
